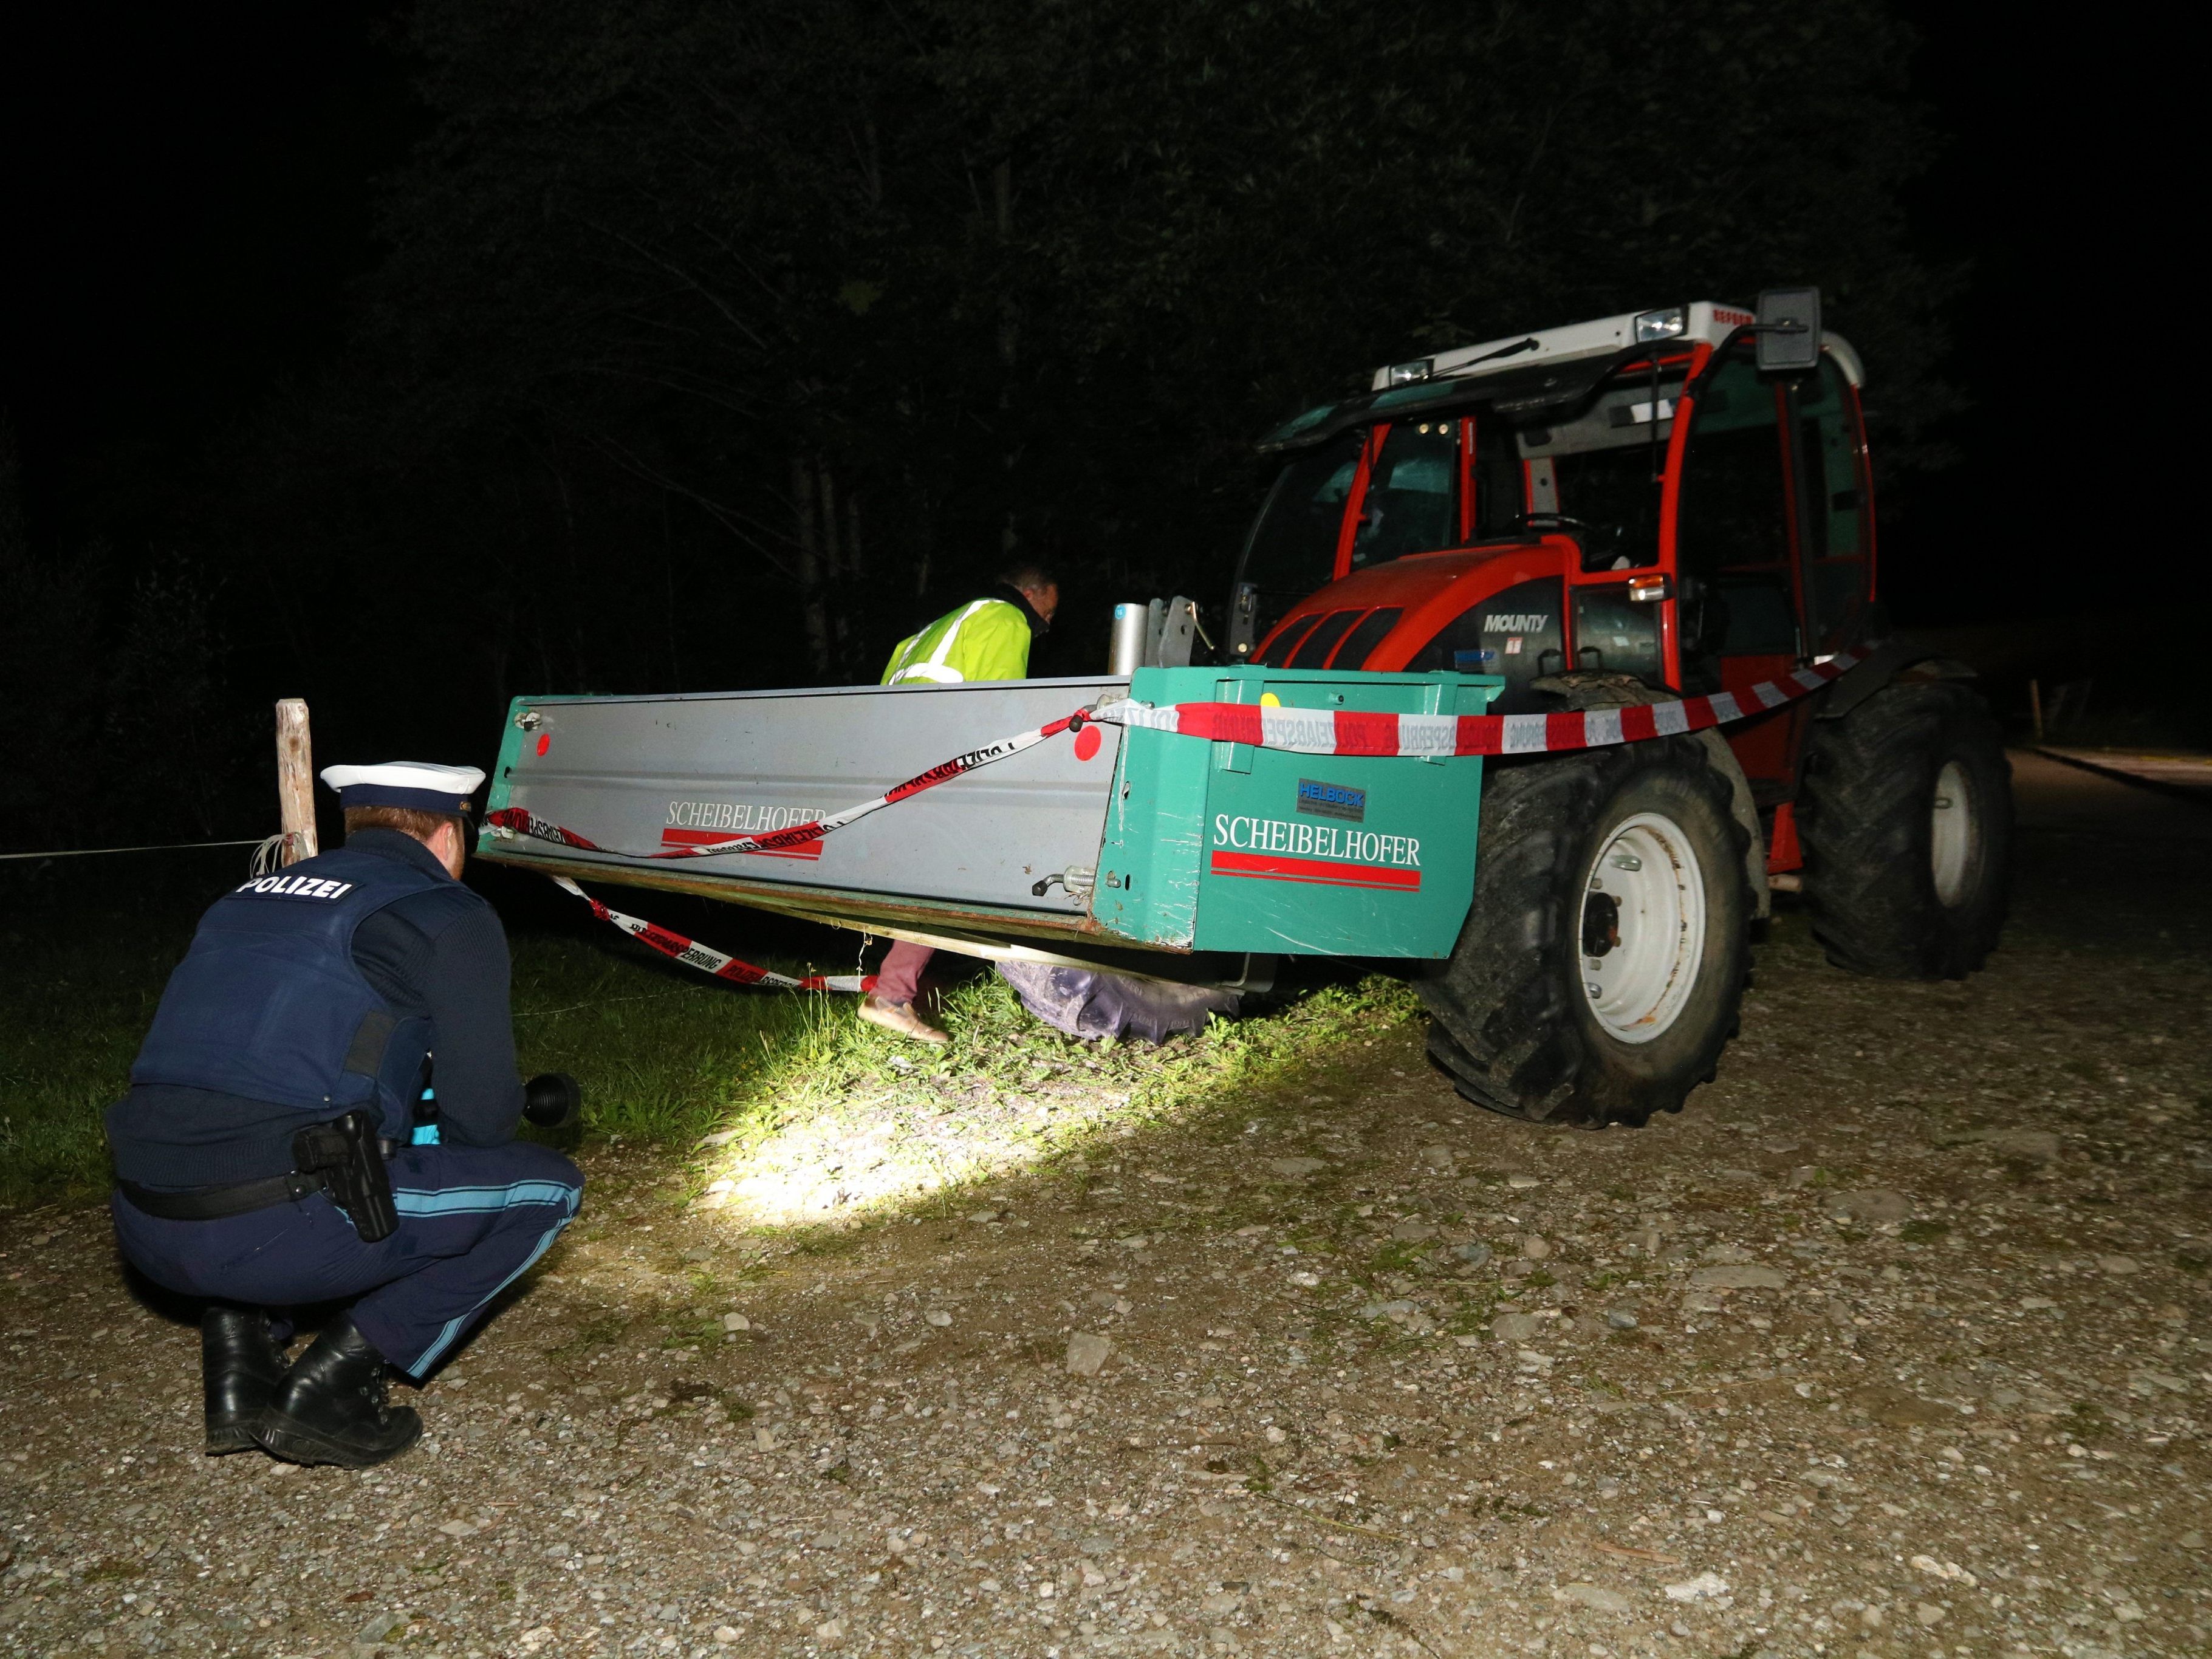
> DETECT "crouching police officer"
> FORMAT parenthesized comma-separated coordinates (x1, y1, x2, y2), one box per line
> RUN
(106, 762, 585, 1468)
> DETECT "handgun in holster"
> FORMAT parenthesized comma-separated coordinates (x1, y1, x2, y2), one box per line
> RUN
(292, 1110, 399, 1243)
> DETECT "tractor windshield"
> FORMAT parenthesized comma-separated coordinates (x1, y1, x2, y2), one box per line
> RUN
(1348, 422, 1457, 567)
(1238, 411, 1524, 607)
(1236, 430, 1363, 650)
(1236, 358, 1689, 644)
(1519, 368, 1686, 569)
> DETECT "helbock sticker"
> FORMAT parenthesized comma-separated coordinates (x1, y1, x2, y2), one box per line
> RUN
(1295, 778, 1366, 823)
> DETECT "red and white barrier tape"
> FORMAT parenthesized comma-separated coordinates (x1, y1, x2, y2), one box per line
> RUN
(1089, 649, 1867, 758)
(491, 650, 1866, 865)
(550, 875, 872, 993)
(487, 713, 1078, 860)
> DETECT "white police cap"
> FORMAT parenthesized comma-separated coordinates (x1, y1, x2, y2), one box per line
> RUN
(320, 761, 487, 815)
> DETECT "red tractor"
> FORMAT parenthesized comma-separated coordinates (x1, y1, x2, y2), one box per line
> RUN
(1221, 289, 2010, 1127)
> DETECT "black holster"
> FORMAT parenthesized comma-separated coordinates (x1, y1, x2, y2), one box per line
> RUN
(292, 1110, 399, 1243)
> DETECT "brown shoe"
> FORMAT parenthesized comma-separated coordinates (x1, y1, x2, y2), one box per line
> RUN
(858, 994, 950, 1045)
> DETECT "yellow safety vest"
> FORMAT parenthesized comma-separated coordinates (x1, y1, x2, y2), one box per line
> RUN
(880, 598, 1033, 686)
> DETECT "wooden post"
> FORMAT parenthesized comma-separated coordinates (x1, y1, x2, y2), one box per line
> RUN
(276, 698, 318, 866)
(2028, 678, 2044, 744)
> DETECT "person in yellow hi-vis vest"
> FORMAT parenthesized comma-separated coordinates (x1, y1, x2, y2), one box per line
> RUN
(861, 563, 1060, 1045)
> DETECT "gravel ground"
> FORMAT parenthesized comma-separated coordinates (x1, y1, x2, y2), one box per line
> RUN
(3, 750, 2208, 1659)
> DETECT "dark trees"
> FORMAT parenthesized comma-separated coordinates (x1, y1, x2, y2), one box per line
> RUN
(204, 0, 1940, 756)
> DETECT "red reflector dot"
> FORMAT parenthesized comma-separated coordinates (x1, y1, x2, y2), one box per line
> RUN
(1073, 725, 1102, 762)
(535, 734, 551, 756)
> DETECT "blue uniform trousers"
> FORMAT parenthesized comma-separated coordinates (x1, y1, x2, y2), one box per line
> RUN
(112, 1140, 582, 1378)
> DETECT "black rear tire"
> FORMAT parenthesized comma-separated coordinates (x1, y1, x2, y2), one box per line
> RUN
(1797, 679, 2012, 979)
(1418, 737, 1753, 1127)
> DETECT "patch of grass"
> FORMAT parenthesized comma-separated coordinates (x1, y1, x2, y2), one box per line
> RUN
(1899, 1220, 1951, 1244)
(513, 934, 849, 1152)
(1, 863, 1424, 1214)
(671, 962, 1422, 1226)
(0, 914, 179, 1206)
(0, 889, 843, 1205)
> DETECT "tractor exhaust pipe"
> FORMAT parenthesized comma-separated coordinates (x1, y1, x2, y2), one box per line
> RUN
(1108, 602, 1149, 676)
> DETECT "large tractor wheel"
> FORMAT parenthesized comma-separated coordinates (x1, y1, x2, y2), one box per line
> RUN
(1419, 737, 1753, 1127)
(1796, 679, 2012, 979)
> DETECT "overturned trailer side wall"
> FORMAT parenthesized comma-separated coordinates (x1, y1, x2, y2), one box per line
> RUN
(480, 666, 1501, 966)
(482, 676, 1129, 920)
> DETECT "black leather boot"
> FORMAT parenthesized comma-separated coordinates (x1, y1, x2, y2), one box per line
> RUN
(253, 1314, 422, 1468)
(202, 1304, 288, 1455)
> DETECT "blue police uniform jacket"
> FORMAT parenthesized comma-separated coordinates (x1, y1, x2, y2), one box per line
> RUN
(108, 831, 523, 1188)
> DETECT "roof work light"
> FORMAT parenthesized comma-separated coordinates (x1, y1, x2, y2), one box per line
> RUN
(1633, 306, 1687, 343)
(1386, 359, 1434, 386)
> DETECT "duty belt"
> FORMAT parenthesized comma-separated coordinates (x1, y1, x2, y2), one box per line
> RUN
(119, 1110, 400, 1242)
(117, 1170, 330, 1222)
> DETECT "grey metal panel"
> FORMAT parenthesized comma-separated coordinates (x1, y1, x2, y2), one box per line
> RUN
(491, 676, 1126, 917)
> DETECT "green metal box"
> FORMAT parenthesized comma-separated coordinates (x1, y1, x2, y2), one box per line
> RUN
(1093, 666, 1501, 957)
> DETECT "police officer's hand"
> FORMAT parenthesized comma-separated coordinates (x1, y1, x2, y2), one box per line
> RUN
(522, 1072, 583, 1130)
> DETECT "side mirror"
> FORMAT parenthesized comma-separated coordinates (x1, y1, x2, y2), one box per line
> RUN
(1755, 287, 1821, 374)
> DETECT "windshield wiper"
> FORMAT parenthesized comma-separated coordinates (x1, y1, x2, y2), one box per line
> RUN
(1460, 336, 1538, 370)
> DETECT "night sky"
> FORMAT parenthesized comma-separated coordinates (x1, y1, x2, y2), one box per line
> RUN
(2, 3, 412, 547)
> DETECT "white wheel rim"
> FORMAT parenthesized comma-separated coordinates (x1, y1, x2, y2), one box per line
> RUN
(1930, 759, 1974, 907)
(1578, 812, 1707, 1045)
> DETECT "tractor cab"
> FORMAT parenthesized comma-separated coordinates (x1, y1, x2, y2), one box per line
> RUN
(1225, 295, 1875, 804)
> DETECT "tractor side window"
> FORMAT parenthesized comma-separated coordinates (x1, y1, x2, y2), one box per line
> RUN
(1793, 358, 1869, 648)
(1548, 446, 1662, 568)
(1676, 358, 1790, 575)
(1350, 421, 1457, 567)
(1675, 357, 1795, 686)
(1238, 430, 1365, 649)
(1467, 416, 1525, 540)
(1515, 374, 1680, 569)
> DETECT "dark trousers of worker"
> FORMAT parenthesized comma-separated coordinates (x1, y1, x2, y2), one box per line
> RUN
(111, 1140, 582, 1380)
(875, 940, 934, 1005)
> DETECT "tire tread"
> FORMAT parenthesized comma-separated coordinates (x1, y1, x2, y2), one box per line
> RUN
(1419, 739, 1751, 1127)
